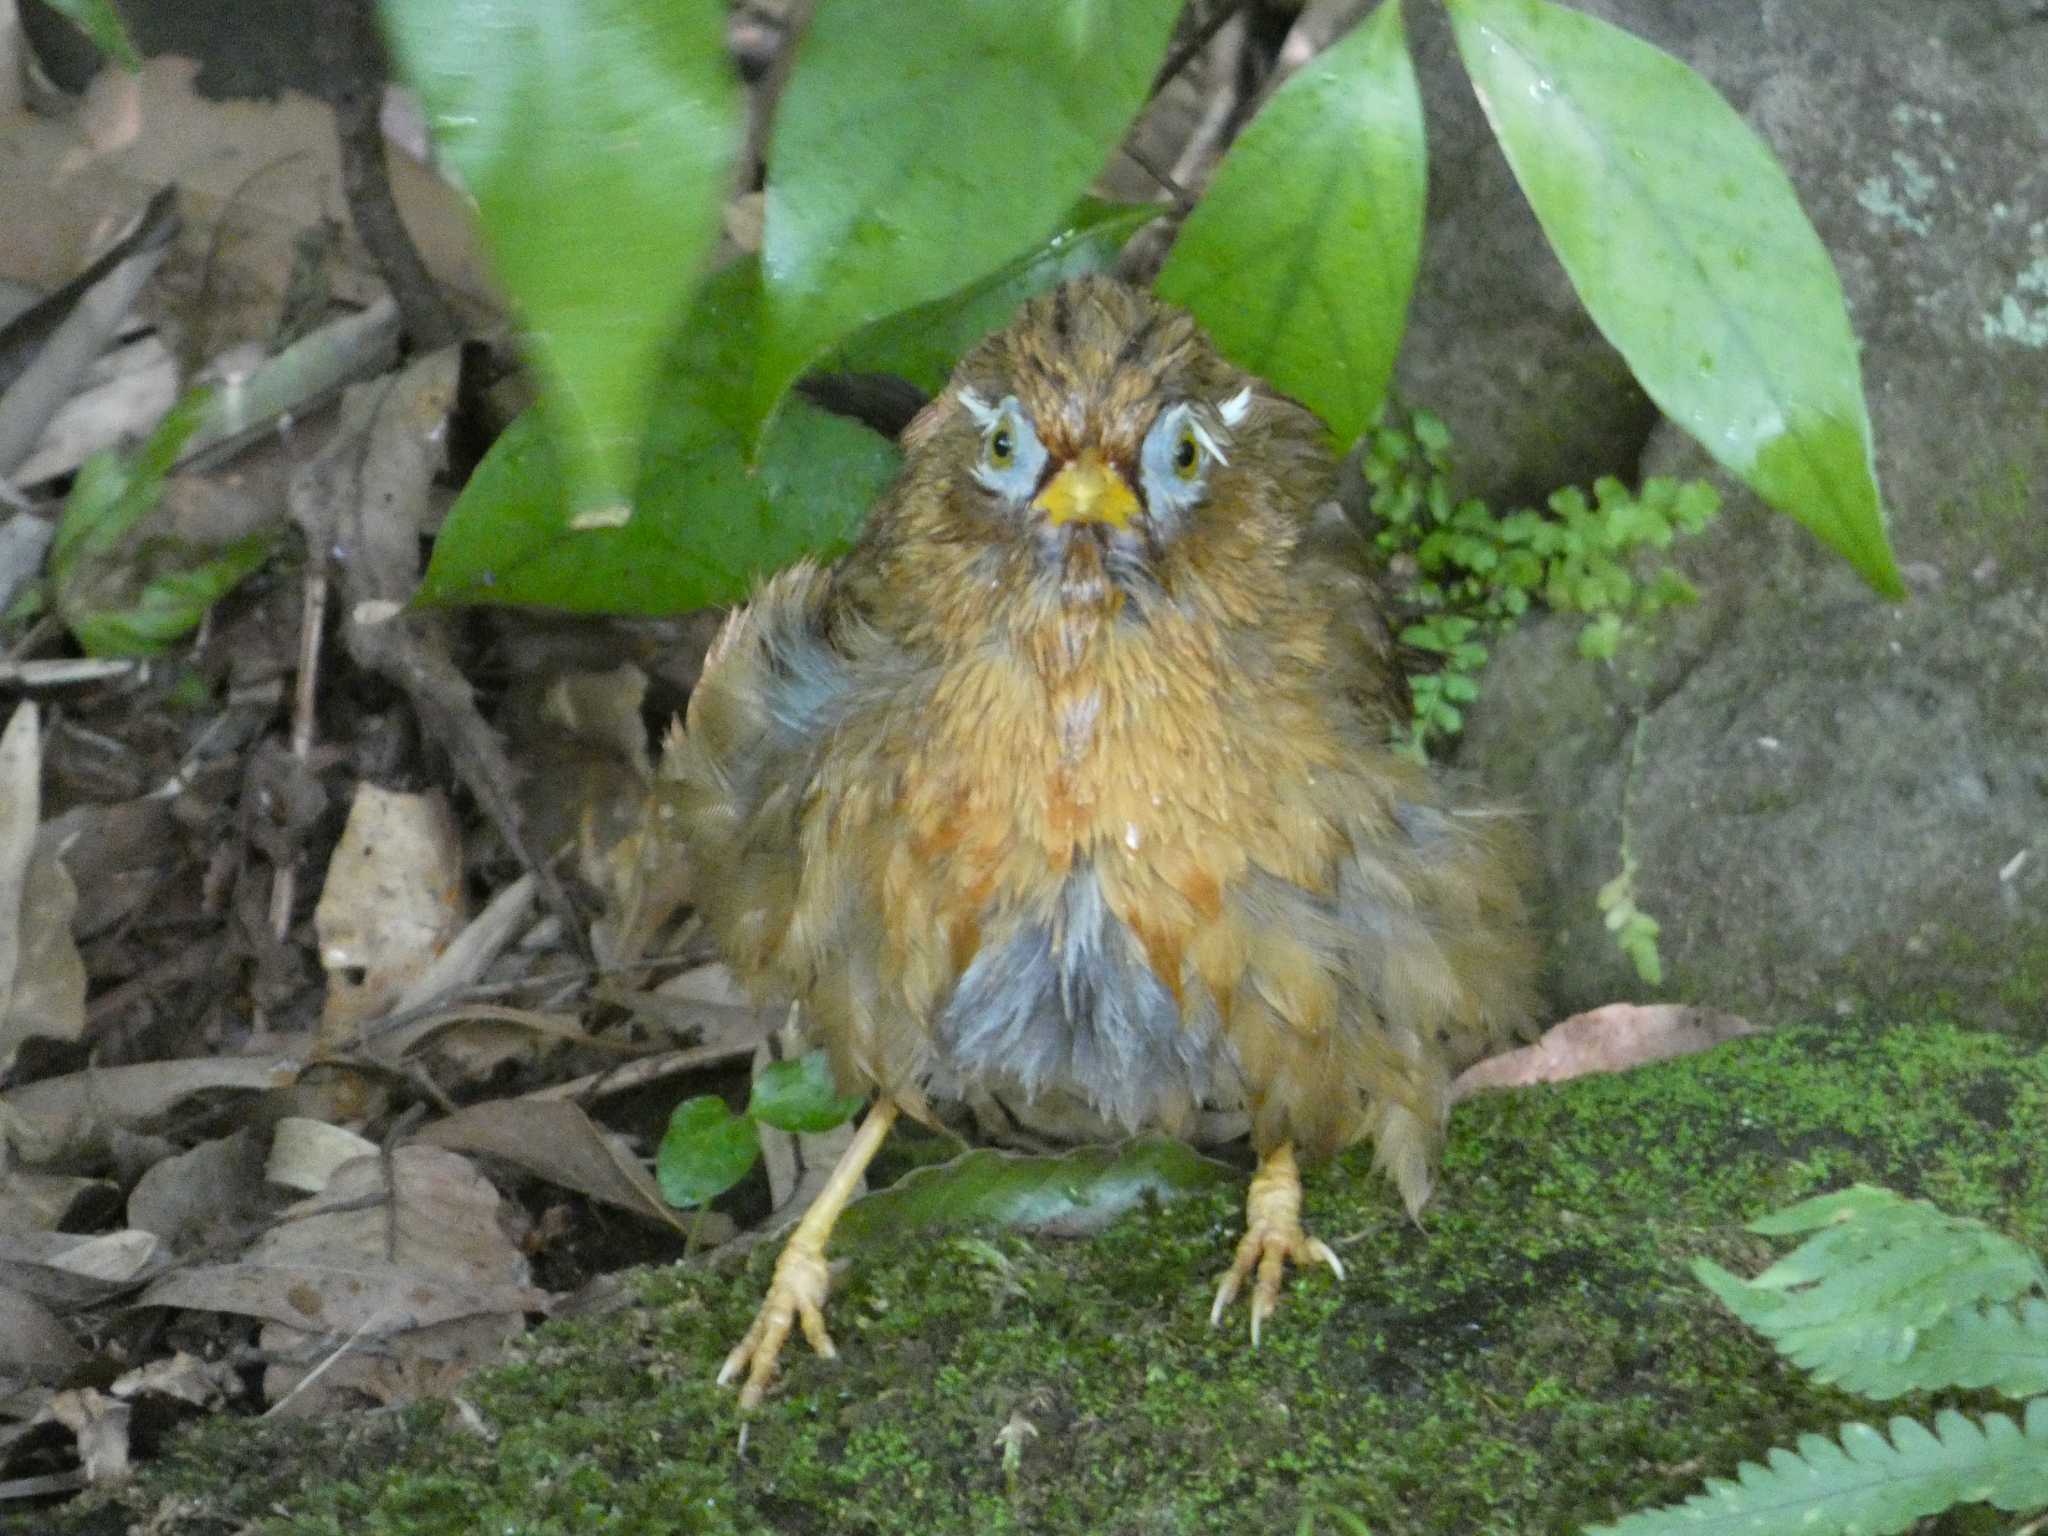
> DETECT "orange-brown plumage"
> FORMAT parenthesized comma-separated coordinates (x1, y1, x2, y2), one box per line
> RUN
(666, 277, 1534, 1404)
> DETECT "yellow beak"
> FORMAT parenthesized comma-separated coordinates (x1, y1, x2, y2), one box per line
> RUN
(1031, 450, 1140, 531)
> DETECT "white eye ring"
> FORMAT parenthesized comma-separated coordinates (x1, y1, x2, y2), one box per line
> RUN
(960, 390, 1047, 501)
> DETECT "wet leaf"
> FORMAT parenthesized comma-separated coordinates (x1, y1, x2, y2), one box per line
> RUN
(839, 1138, 1237, 1246)
(1157, 0, 1425, 446)
(1446, 0, 1901, 596)
(418, 263, 899, 613)
(822, 199, 1163, 394)
(753, 0, 1179, 432)
(382, 0, 742, 521)
(747, 1051, 865, 1135)
(656, 1096, 759, 1208)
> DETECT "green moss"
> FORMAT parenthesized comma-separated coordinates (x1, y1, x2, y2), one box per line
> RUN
(20, 1021, 2047, 1536)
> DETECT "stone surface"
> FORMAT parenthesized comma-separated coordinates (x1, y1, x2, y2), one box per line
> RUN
(1456, 0, 2048, 1028)
(1395, 0, 1663, 508)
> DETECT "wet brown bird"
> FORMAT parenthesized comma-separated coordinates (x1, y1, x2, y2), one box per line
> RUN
(666, 277, 1533, 1407)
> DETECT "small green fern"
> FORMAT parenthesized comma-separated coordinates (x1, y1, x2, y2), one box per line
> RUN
(1591, 1185, 2048, 1536)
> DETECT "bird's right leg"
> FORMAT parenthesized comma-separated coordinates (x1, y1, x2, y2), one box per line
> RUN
(718, 1097, 899, 1409)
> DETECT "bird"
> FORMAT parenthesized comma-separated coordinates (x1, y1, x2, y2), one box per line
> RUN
(664, 276, 1534, 1409)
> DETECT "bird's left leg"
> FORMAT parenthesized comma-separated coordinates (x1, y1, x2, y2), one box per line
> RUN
(1209, 1141, 1346, 1344)
(719, 1097, 899, 1409)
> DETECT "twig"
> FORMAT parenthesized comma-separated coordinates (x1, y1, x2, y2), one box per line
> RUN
(324, 0, 458, 352)
(1150, 0, 1254, 98)
(0, 657, 137, 686)
(269, 544, 330, 945)
(1119, 142, 1196, 214)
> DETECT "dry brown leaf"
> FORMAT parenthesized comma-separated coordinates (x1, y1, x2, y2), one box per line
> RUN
(0, 1230, 164, 1309)
(263, 1117, 377, 1195)
(415, 1100, 685, 1233)
(0, 1170, 113, 1233)
(313, 784, 465, 1037)
(126, 1129, 270, 1250)
(1450, 1003, 1764, 1102)
(137, 1145, 544, 1414)
(0, 55, 493, 344)
(42, 1388, 129, 1484)
(139, 1146, 544, 1334)
(1, 1056, 297, 1158)
(0, 1284, 86, 1383)
(110, 1350, 227, 1410)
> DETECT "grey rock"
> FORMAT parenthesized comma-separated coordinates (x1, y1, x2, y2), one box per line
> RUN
(1454, 0, 2048, 1029)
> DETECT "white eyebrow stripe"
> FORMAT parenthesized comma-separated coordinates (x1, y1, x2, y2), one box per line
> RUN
(1218, 386, 1253, 427)
(958, 388, 1001, 429)
(1186, 414, 1228, 467)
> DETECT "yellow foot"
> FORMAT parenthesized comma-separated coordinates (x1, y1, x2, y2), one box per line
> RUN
(717, 1232, 836, 1410)
(1208, 1141, 1346, 1345)
(714, 1098, 900, 1410)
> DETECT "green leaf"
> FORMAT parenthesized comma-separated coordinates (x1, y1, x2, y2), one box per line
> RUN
(51, 388, 216, 580)
(837, 1138, 1237, 1247)
(1587, 1400, 2048, 1536)
(754, 0, 1180, 432)
(42, 0, 140, 69)
(381, 0, 742, 522)
(655, 1096, 760, 1208)
(1444, 0, 1902, 598)
(1693, 1185, 2048, 1399)
(419, 264, 900, 613)
(1155, 0, 1425, 447)
(68, 531, 274, 658)
(821, 199, 1162, 394)
(748, 1051, 866, 1135)
(51, 389, 273, 658)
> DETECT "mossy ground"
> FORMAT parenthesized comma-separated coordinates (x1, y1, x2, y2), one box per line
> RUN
(24, 1021, 2047, 1536)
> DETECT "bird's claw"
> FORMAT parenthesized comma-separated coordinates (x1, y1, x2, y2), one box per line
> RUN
(1209, 1143, 1344, 1344)
(1208, 1219, 1345, 1345)
(717, 1236, 836, 1410)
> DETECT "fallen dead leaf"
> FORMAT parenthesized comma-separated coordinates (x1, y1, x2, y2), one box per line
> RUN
(111, 1350, 227, 1411)
(264, 1116, 377, 1195)
(313, 783, 465, 1038)
(416, 1099, 685, 1233)
(0, 1229, 164, 1309)
(0, 1283, 87, 1383)
(41, 1388, 129, 1484)
(136, 1145, 546, 1415)
(125, 1129, 270, 1251)
(1450, 1003, 1765, 1102)
(1, 1056, 297, 1160)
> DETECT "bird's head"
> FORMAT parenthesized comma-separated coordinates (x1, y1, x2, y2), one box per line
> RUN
(887, 277, 1334, 615)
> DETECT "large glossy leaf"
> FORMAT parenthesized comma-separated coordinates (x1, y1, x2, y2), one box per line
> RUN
(1155, 0, 1425, 448)
(754, 0, 1180, 433)
(381, 0, 741, 523)
(822, 199, 1164, 394)
(837, 1139, 1237, 1246)
(417, 264, 900, 614)
(1445, 0, 1901, 597)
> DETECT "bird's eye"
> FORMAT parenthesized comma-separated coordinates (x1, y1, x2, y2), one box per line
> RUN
(1172, 429, 1200, 479)
(990, 427, 1015, 468)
